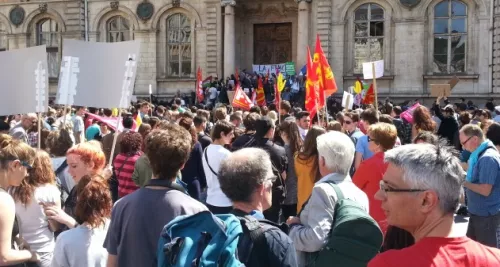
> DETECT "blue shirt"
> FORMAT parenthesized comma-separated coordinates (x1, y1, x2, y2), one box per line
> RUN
(355, 135, 374, 160)
(466, 149, 500, 216)
(85, 124, 100, 141)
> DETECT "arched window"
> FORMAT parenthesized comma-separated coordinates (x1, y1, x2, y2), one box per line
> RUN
(166, 13, 192, 77)
(36, 19, 59, 78)
(0, 23, 6, 51)
(107, 16, 132, 42)
(433, 0, 467, 73)
(354, 3, 384, 73)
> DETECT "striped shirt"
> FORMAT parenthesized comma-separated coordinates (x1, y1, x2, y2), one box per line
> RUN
(114, 152, 142, 198)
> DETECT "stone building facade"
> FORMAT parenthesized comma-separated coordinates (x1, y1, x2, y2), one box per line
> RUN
(0, 0, 496, 101)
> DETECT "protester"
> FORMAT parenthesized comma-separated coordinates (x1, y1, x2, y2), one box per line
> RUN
(72, 106, 86, 144)
(10, 150, 60, 267)
(353, 122, 398, 234)
(486, 122, 500, 151)
(459, 124, 500, 248)
(102, 116, 134, 164)
(113, 132, 143, 199)
(355, 108, 379, 169)
(288, 131, 369, 266)
(433, 96, 459, 146)
(85, 119, 100, 141)
(279, 118, 303, 218)
(412, 106, 436, 139)
(179, 117, 206, 200)
(0, 134, 38, 265)
(369, 144, 500, 266)
(193, 115, 212, 151)
(218, 148, 298, 266)
(202, 120, 234, 213)
(231, 112, 260, 151)
(295, 126, 326, 212)
(104, 124, 207, 267)
(295, 111, 310, 140)
(52, 175, 111, 267)
(46, 129, 75, 194)
(9, 113, 37, 143)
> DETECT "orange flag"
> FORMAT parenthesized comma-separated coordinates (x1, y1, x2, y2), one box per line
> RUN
(314, 34, 338, 107)
(232, 85, 253, 111)
(305, 46, 320, 119)
(362, 83, 375, 105)
(196, 67, 204, 103)
(256, 76, 266, 106)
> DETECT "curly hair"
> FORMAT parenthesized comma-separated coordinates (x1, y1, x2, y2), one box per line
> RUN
(46, 129, 74, 157)
(413, 106, 436, 132)
(66, 141, 105, 174)
(119, 132, 143, 154)
(144, 124, 192, 180)
(75, 174, 112, 228)
(11, 150, 56, 205)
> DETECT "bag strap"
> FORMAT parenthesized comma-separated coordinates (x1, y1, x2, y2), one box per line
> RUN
(298, 180, 344, 216)
(114, 154, 132, 178)
(55, 160, 68, 176)
(204, 148, 218, 176)
(237, 214, 270, 265)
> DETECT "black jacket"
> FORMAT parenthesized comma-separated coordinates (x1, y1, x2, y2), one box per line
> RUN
(432, 103, 459, 146)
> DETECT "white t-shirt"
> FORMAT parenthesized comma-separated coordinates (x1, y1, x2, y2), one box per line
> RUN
(15, 184, 60, 253)
(202, 144, 232, 207)
(52, 222, 110, 267)
(209, 87, 218, 100)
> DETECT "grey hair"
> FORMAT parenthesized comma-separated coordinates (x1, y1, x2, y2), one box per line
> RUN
(384, 144, 463, 214)
(316, 131, 355, 175)
(218, 148, 274, 203)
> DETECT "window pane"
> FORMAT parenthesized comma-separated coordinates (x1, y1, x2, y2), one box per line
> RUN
(354, 38, 369, 73)
(355, 4, 369, 21)
(168, 44, 180, 60)
(47, 51, 59, 78)
(370, 21, 384, 37)
(452, 1, 466, 16)
(433, 54, 448, 73)
(108, 18, 118, 31)
(451, 35, 466, 53)
(181, 44, 191, 61)
(369, 38, 383, 61)
(434, 19, 449, 34)
(182, 61, 191, 76)
(168, 14, 180, 28)
(121, 18, 130, 31)
(452, 18, 466, 33)
(435, 1, 449, 17)
(370, 4, 384, 20)
(122, 31, 131, 41)
(355, 22, 368, 37)
(169, 61, 179, 76)
(451, 53, 465, 72)
(434, 36, 448, 54)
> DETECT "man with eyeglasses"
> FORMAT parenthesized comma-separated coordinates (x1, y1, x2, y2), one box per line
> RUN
(218, 148, 298, 267)
(9, 113, 37, 143)
(369, 144, 500, 267)
(459, 124, 500, 248)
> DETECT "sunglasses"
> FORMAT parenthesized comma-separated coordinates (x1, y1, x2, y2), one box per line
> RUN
(343, 120, 353, 125)
(8, 159, 32, 170)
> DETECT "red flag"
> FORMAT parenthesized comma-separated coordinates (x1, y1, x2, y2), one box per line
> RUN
(362, 83, 375, 105)
(256, 77, 266, 106)
(274, 83, 280, 106)
(196, 67, 204, 103)
(232, 85, 253, 111)
(305, 46, 320, 119)
(235, 68, 240, 87)
(314, 34, 338, 107)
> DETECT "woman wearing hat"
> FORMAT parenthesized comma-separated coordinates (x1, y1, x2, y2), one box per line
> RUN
(433, 96, 459, 147)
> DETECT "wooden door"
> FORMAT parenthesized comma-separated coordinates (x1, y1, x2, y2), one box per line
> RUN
(254, 23, 292, 64)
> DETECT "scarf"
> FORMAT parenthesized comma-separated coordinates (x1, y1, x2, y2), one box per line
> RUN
(466, 140, 493, 182)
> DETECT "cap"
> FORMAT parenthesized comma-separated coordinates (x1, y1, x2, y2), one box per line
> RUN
(442, 104, 454, 113)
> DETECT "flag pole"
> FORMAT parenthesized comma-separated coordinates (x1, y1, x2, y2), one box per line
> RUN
(108, 108, 122, 168)
(371, 62, 378, 111)
(37, 113, 41, 150)
(323, 91, 328, 125)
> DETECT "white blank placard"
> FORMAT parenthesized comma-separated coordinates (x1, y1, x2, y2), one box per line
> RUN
(362, 60, 384, 80)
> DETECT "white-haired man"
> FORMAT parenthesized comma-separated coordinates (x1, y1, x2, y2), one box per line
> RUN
(9, 113, 37, 143)
(369, 144, 500, 267)
(286, 131, 369, 266)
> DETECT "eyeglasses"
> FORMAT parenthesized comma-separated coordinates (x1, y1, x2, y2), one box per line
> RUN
(379, 180, 427, 197)
(343, 120, 353, 125)
(461, 136, 473, 146)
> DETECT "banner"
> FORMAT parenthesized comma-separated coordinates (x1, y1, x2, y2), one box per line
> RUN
(85, 112, 138, 132)
(0, 46, 48, 116)
(252, 62, 295, 76)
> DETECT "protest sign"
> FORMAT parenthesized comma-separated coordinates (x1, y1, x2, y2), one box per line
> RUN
(252, 62, 295, 75)
(0, 46, 48, 116)
(56, 39, 141, 108)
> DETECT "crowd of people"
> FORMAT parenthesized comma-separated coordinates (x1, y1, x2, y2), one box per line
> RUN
(1, 92, 500, 267)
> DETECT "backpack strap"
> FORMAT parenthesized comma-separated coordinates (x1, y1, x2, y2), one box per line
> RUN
(204, 148, 218, 176)
(55, 159, 68, 176)
(238, 215, 270, 265)
(324, 180, 345, 201)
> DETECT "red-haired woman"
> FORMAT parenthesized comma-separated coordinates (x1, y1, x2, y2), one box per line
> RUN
(43, 141, 108, 232)
(113, 132, 143, 199)
(52, 174, 112, 267)
(11, 150, 60, 267)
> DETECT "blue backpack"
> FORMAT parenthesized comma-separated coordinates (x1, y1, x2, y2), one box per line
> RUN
(158, 211, 262, 267)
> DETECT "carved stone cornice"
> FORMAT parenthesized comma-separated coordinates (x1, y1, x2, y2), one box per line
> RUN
(239, 2, 298, 17)
(221, 0, 236, 7)
(110, 1, 119, 10)
(296, 0, 312, 3)
(39, 3, 48, 13)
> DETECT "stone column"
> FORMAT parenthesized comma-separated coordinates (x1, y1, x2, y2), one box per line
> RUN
(222, 0, 236, 78)
(296, 0, 311, 69)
